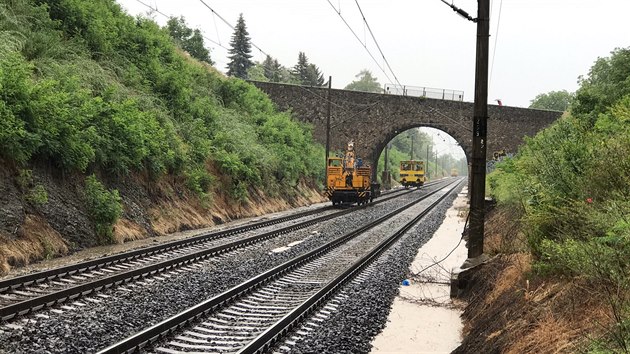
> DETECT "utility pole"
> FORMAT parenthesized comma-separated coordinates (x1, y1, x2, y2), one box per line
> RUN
(426, 145, 430, 179)
(410, 132, 414, 160)
(468, 0, 490, 262)
(384, 143, 389, 189)
(435, 150, 438, 178)
(325, 76, 332, 182)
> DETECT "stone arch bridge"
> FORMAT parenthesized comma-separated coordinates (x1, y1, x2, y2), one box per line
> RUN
(251, 81, 562, 170)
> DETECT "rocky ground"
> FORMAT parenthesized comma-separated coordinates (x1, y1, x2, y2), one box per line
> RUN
(0, 186, 446, 353)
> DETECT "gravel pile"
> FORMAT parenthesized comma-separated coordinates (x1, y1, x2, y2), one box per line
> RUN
(285, 185, 462, 353)
(0, 187, 439, 354)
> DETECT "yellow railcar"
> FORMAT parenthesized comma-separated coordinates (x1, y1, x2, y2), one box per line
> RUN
(451, 168, 458, 177)
(399, 160, 425, 188)
(325, 141, 380, 205)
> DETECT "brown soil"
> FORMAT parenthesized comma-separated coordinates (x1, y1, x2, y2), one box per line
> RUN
(453, 206, 614, 354)
(0, 159, 325, 276)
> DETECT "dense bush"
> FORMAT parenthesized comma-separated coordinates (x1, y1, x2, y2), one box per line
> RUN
(0, 0, 324, 203)
(487, 47, 630, 351)
(84, 175, 122, 244)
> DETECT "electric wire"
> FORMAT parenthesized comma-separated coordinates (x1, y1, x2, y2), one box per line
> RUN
(197, 0, 269, 57)
(133, 0, 229, 50)
(353, 0, 403, 88)
(412, 206, 469, 277)
(325, 0, 394, 85)
(489, 0, 503, 87)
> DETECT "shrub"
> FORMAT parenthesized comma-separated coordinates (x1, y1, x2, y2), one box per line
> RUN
(83, 174, 122, 244)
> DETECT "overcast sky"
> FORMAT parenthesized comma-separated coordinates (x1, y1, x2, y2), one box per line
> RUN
(116, 0, 629, 157)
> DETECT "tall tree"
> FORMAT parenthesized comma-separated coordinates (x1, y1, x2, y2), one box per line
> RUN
(166, 17, 213, 64)
(226, 13, 253, 79)
(573, 47, 630, 118)
(345, 69, 381, 93)
(292, 52, 309, 84)
(292, 52, 325, 86)
(529, 90, 573, 111)
(306, 64, 325, 86)
(262, 55, 281, 82)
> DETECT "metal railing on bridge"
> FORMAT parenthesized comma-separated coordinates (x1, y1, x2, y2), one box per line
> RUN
(384, 84, 464, 101)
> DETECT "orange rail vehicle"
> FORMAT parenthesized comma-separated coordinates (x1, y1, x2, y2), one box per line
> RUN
(325, 141, 380, 206)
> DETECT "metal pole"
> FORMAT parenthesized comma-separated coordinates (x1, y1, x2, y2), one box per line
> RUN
(384, 143, 389, 189)
(426, 145, 430, 179)
(410, 132, 414, 160)
(435, 150, 438, 178)
(325, 76, 332, 182)
(468, 0, 490, 260)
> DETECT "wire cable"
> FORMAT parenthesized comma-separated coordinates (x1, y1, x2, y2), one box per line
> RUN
(325, 0, 394, 85)
(412, 206, 469, 277)
(197, 0, 269, 57)
(489, 0, 503, 87)
(133, 0, 229, 50)
(354, 0, 403, 88)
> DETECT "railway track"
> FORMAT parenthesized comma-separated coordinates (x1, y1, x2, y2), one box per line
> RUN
(0, 184, 439, 321)
(96, 178, 463, 354)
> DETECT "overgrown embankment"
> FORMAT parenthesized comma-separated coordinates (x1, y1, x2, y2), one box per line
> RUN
(0, 0, 326, 274)
(455, 47, 630, 352)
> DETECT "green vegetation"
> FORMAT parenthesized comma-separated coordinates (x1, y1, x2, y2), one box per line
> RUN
(344, 69, 382, 93)
(529, 89, 574, 111)
(15, 169, 48, 205)
(0, 0, 323, 210)
(84, 175, 122, 243)
(376, 129, 466, 184)
(488, 47, 630, 351)
(291, 52, 325, 86)
(166, 16, 213, 65)
(247, 52, 326, 87)
(226, 13, 253, 79)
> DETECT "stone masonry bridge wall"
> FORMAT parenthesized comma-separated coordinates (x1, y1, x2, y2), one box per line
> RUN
(252, 81, 563, 169)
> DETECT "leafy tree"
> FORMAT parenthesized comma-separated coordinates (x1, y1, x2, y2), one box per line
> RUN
(166, 17, 213, 64)
(226, 13, 253, 79)
(247, 62, 267, 82)
(573, 47, 630, 119)
(292, 52, 325, 86)
(529, 90, 573, 111)
(345, 69, 382, 93)
(166, 16, 192, 43)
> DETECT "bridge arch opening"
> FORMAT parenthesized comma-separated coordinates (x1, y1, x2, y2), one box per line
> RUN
(375, 127, 467, 189)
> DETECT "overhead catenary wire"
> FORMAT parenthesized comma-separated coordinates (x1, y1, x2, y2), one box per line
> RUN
(353, 0, 404, 88)
(325, 0, 395, 85)
(197, 0, 269, 57)
(489, 0, 503, 87)
(133, 0, 229, 51)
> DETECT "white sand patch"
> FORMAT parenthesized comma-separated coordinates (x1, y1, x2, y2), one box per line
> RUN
(371, 188, 469, 353)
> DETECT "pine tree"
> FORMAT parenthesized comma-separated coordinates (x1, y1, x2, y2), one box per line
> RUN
(292, 52, 310, 84)
(306, 64, 325, 86)
(292, 52, 325, 86)
(262, 55, 282, 82)
(226, 13, 253, 79)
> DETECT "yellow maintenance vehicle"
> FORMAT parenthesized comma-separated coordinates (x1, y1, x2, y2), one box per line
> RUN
(399, 160, 425, 188)
(325, 141, 380, 206)
(451, 168, 459, 177)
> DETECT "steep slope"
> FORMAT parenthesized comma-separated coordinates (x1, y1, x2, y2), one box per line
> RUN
(0, 0, 325, 274)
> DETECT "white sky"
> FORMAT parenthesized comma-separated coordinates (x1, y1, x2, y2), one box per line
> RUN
(116, 0, 629, 158)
